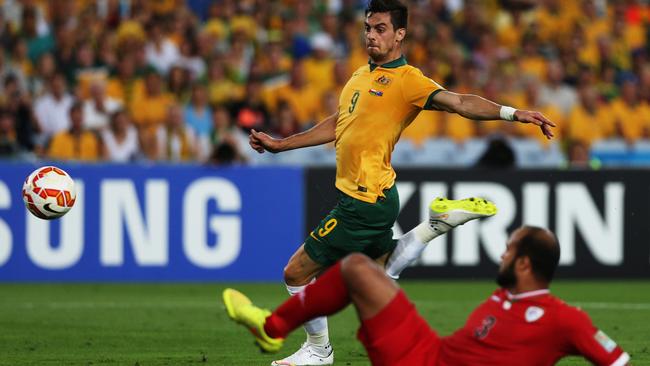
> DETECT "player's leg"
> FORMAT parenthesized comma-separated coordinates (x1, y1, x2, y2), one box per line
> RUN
(274, 187, 391, 366)
(340, 253, 399, 319)
(223, 253, 396, 341)
(273, 185, 399, 365)
(374, 251, 391, 268)
(284, 244, 323, 286)
(266, 253, 400, 338)
(334, 255, 441, 366)
(385, 197, 497, 278)
(355, 254, 442, 366)
(222, 257, 350, 353)
(223, 254, 440, 365)
(279, 244, 333, 365)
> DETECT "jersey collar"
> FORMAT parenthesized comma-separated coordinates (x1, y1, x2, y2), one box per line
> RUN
(368, 55, 407, 71)
(506, 289, 550, 301)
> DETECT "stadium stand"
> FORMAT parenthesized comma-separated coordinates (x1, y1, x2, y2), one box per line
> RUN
(0, 0, 649, 168)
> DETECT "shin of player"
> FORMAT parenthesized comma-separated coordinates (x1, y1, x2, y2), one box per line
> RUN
(286, 282, 330, 348)
(279, 247, 334, 365)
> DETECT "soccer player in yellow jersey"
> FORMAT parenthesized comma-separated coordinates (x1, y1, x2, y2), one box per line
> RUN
(248, 1, 555, 365)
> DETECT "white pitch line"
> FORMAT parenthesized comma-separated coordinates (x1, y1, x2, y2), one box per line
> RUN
(403, 300, 650, 311)
(4, 301, 218, 310)
(3, 301, 650, 311)
(573, 302, 650, 311)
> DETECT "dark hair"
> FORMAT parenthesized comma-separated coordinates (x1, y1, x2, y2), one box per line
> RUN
(365, 0, 408, 30)
(515, 226, 560, 283)
(69, 101, 83, 114)
(210, 142, 237, 165)
(476, 137, 515, 169)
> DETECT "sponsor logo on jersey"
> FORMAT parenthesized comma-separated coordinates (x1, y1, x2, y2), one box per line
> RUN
(525, 306, 545, 322)
(594, 330, 617, 353)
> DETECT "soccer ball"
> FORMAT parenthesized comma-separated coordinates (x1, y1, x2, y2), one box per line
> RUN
(22, 166, 76, 220)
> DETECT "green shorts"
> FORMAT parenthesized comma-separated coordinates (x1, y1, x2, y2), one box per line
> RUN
(304, 184, 399, 266)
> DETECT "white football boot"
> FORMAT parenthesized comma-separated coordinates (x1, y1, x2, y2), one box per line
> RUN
(271, 342, 333, 366)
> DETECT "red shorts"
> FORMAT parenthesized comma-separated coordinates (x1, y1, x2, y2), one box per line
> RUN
(357, 290, 441, 366)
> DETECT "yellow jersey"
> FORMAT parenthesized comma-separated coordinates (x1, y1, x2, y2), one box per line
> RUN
(335, 56, 443, 203)
(47, 131, 100, 161)
(609, 99, 650, 141)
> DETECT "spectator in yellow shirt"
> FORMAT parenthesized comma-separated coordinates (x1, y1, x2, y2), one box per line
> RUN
(495, 8, 526, 50)
(610, 76, 650, 141)
(257, 40, 293, 81)
(514, 78, 565, 145)
(611, 2, 647, 51)
(47, 102, 100, 161)
(566, 85, 615, 146)
(264, 61, 320, 128)
(304, 33, 336, 95)
(533, 0, 580, 44)
(518, 35, 548, 81)
(331, 60, 351, 98)
(400, 111, 441, 146)
(106, 53, 141, 106)
(206, 58, 243, 105)
(577, 0, 609, 66)
(130, 69, 175, 131)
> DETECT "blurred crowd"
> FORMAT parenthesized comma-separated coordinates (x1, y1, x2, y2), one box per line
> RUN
(0, 0, 649, 167)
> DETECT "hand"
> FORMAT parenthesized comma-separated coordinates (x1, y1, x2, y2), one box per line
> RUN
(514, 110, 556, 139)
(249, 129, 283, 153)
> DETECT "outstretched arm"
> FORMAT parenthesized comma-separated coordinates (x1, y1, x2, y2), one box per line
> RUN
(430, 90, 556, 139)
(562, 308, 630, 366)
(249, 112, 337, 153)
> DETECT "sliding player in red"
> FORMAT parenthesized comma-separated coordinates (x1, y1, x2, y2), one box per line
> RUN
(224, 226, 629, 366)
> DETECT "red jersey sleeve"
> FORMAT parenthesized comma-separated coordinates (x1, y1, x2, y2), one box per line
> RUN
(563, 307, 629, 366)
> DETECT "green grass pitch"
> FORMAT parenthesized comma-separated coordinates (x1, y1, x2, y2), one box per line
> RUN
(1, 281, 648, 365)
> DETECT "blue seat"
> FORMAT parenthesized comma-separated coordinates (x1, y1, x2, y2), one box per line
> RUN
(509, 138, 545, 168)
(248, 150, 278, 165)
(455, 138, 488, 167)
(392, 139, 418, 167)
(537, 141, 566, 168)
(630, 140, 650, 167)
(274, 148, 314, 166)
(308, 145, 337, 166)
(410, 138, 458, 167)
(590, 139, 630, 167)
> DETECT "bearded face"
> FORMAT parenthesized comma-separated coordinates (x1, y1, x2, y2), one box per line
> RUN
(496, 258, 517, 288)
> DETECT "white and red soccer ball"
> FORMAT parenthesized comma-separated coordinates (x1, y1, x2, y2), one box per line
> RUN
(22, 166, 76, 220)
